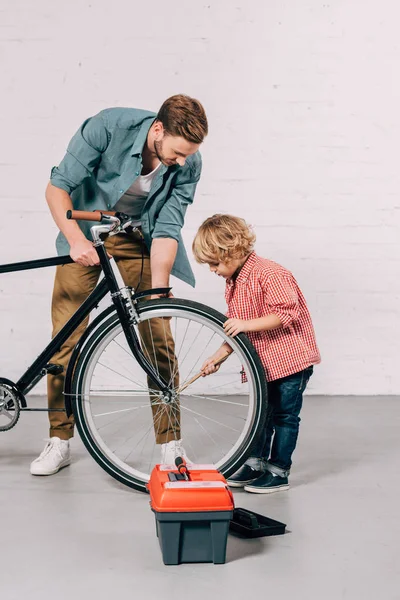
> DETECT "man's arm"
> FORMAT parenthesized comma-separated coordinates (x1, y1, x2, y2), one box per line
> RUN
(45, 183, 101, 266)
(150, 238, 178, 295)
(150, 156, 202, 296)
(47, 112, 110, 266)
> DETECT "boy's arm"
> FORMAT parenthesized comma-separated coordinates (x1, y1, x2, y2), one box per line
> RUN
(224, 273, 300, 337)
(224, 314, 282, 336)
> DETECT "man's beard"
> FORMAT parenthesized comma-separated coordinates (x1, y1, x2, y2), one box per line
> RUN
(154, 139, 175, 166)
(154, 139, 168, 164)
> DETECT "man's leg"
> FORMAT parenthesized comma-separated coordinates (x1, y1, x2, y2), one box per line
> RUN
(112, 232, 180, 446)
(47, 263, 102, 438)
(31, 261, 101, 475)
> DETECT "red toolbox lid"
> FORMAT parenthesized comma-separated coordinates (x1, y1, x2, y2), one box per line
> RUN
(147, 464, 235, 513)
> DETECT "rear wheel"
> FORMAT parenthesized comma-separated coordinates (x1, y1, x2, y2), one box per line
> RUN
(71, 298, 267, 492)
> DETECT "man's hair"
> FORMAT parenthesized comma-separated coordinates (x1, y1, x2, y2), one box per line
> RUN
(157, 94, 208, 144)
(193, 214, 256, 264)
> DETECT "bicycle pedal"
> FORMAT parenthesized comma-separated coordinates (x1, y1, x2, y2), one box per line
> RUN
(44, 363, 64, 375)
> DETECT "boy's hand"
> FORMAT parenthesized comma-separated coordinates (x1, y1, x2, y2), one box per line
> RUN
(201, 357, 222, 376)
(223, 318, 249, 337)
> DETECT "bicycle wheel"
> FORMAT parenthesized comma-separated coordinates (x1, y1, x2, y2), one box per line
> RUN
(71, 298, 267, 492)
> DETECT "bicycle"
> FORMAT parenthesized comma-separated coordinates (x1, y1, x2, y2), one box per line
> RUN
(0, 210, 267, 492)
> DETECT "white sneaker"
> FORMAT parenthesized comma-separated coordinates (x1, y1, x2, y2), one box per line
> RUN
(30, 437, 71, 476)
(160, 439, 190, 465)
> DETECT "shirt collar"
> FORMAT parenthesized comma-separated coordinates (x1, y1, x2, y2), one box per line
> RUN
(130, 117, 156, 156)
(228, 251, 258, 286)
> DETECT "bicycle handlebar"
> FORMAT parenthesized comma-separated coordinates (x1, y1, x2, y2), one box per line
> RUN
(66, 210, 116, 222)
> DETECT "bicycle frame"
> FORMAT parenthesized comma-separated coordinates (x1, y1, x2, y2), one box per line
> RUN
(0, 245, 172, 410)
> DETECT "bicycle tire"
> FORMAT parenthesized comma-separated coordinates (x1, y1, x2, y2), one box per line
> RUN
(71, 297, 267, 492)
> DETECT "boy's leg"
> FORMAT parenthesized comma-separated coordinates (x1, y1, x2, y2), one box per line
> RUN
(244, 366, 313, 493)
(267, 366, 314, 476)
(112, 232, 180, 445)
(245, 392, 275, 470)
(227, 379, 273, 487)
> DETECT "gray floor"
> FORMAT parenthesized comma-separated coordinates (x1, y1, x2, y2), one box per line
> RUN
(1, 396, 399, 600)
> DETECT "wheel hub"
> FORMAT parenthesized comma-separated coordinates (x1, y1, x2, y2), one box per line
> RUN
(0, 382, 21, 432)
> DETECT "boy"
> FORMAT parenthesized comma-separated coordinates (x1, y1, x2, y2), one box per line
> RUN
(192, 214, 320, 494)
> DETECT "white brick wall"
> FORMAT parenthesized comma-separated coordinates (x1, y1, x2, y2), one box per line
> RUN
(0, 0, 399, 395)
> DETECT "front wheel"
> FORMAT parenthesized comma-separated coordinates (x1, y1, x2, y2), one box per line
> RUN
(71, 298, 267, 492)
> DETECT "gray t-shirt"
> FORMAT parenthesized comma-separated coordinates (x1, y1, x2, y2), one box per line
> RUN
(114, 162, 162, 219)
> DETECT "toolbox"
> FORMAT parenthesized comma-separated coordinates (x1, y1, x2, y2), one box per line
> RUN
(147, 463, 234, 565)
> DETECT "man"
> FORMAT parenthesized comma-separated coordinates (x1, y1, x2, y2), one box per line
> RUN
(30, 94, 208, 476)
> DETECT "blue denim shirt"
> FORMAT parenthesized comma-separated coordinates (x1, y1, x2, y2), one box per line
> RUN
(50, 108, 202, 287)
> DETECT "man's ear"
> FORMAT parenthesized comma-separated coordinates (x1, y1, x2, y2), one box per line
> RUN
(153, 120, 164, 139)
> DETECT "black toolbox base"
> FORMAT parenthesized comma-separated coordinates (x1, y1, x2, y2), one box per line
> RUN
(229, 507, 286, 538)
(154, 510, 233, 565)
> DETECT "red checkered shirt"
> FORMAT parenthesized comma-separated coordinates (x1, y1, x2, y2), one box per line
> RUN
(225, 252, 321, 382)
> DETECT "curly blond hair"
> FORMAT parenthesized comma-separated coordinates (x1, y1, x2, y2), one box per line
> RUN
(192, 214, 256, 264)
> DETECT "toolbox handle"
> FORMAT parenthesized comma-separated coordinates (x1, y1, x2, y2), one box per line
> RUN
(234, 508, 260, 529)
(164, 481, 227, 489)
(226, 486, 235, 509)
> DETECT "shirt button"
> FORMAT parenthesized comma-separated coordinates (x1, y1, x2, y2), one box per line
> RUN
(135, 171, 139, 176)
(119, 189, 123, 193)
(107, 204, 111, 208)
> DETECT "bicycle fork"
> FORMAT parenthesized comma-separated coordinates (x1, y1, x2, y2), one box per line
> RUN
(94, 242, 173, 401)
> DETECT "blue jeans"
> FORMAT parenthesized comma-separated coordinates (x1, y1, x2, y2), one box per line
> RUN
(247, 366, 314, 477)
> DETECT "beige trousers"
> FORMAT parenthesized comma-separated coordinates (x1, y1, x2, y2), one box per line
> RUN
(47, 231, 180, 443)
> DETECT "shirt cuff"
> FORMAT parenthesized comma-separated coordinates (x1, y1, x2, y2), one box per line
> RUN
(271, 310, 293, 328)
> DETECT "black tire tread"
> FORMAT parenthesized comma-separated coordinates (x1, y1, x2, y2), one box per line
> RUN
(71, 297, 267, 492)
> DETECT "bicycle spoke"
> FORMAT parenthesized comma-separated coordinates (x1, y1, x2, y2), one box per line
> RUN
(72, 299, 264, 491)
(180, 392, 249, 409)
(2, 410, 14, 421)
(95, 361, 161, 394)
(193, 416, 220, 449)
(94, 403, 161, 418)
(112, 335, 157, 375)
(180, 404, 240, 433)
(146, 319, 160, 378)
(178, 328, 217, 388)
(161, 318, 174, 385)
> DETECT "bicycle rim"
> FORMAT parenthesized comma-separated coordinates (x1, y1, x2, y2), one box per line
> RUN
(72, 298, 266, 491)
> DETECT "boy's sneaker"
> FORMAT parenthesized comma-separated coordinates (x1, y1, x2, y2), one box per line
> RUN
(161, 439, 190, 465)
(244, 471, 289, 494)
(227, 464, 264, 488)
(30, 437, 71, 476)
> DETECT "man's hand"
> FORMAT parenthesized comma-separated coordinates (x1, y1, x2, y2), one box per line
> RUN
(70, 239, 112, 267)
(223, 318, 250, 337)
(45, 183, 114, 268)
(150, 291, 175, 300)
